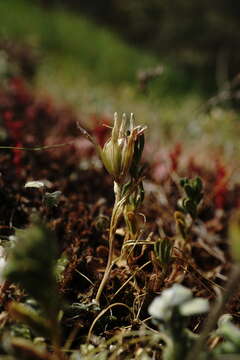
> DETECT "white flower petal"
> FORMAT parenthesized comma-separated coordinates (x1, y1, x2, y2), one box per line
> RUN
(148, 296, 172, 321)
(180, 298, 209, 316)
(163, 284, 192, 307)
(25, 181, 45, 189)
(148, 284, 193, 321)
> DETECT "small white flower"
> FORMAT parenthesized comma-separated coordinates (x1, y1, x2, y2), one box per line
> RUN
(148, 284, 192, 321)
(148, 295, 172, 321)
(148, 284, 209, 321)
(24, 181, 45, 189)
(180, 298, 209, 316)
(165, 284, 192, 306)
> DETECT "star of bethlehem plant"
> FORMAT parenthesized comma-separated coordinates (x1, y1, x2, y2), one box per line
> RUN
(78, 112, 147, 303)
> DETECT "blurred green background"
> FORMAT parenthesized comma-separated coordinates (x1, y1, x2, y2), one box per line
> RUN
(1, 0, 240, 152)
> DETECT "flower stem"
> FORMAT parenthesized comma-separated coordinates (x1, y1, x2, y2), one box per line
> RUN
(95, 182, 122, 304)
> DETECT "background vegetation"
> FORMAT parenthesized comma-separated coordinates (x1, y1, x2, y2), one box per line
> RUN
(34, 0, 240, 92)
(1, 0, 240, 156)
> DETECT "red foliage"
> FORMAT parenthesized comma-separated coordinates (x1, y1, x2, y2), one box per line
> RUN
(9, 76, 32, 106)
(91, 114, 110, 147)
(1, 76, 32, 173)
(151, 143, 182, 183)
(169, 142, 182, 171)
(0, 73, 108, 175)
(187, 156, 202, 175)
(0, 75, 83, 173)
(214, 160, 229, 209)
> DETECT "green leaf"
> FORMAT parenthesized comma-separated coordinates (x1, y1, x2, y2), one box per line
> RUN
(8, 302, 51, 338)
(4, 218, 59, 318)
(43, 191, 62, 208)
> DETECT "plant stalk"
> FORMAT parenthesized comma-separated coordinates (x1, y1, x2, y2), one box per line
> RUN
(95, 182, 121, 304)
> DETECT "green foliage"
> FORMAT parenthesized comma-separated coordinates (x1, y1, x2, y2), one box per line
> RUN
(67, 0, 240, 91)
(3, 218, 62, 352)
(154, 237, 173, 271)
(2, 336, 49, 360)
(8, 302, 51, 338)
(129, 133, 145, 179)
(213, 314, 240, 356)
(178, 177, 203, 219)
(0, 0, 157, 85)
(2, 0, 240, 155)
(4, 218, 59, 318)
(43, 191, 62, 208)
(56, 255, 69, 282)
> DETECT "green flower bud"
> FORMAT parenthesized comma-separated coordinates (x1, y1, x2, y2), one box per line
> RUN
(100, 113, 146, 182)
(78, 113, 146, 182)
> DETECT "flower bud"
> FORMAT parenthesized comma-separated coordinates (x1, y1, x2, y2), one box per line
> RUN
(101, 113, 146, 182)
(78, 113, 146, 182)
